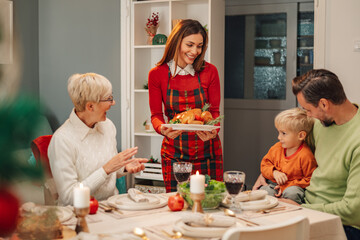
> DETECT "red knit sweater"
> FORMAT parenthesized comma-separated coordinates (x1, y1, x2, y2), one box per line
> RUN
(148, 62, 221, 133)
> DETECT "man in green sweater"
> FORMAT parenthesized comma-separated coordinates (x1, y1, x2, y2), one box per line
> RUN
(291, 69, 360, 239)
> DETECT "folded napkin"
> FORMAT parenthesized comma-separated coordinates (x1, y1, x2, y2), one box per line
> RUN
(241, 198, 270, 207)
(223, 190, 268, 205)
(180, 212, 236, 228)
(127, 188, 149, 203)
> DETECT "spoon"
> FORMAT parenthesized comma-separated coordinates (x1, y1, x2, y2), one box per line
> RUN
(223, 208, 259, 226)
(99, 203, 123, 214)
(172, 230, 197, 240)
(161, 230, 195, 240)
(133, 227, 150, 240)
(98, 203, 113, 212)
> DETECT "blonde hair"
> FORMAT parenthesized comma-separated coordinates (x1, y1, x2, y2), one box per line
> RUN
(275, 108, 314, 147)
(67, 73, 112, 112)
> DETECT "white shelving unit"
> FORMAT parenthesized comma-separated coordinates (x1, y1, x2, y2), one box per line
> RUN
(121, 0, 225, 192)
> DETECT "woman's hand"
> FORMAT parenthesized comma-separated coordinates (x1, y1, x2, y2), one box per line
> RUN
(273, 170, 288, 185)
(252, 174, 267, 190)
(160, 126, 183, 139)
(103, 147, 140, 175)
(125, 158, 148, 173)
(195, 129, 217, 141)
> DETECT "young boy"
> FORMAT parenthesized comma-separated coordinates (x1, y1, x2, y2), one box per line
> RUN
(260, 108, 317, 204)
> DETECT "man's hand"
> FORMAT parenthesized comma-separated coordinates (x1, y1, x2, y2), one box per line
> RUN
(273, 170, 288, 185)
(252, 174, 268, 190)
(195, 129, 217, 142)
(160, 126, 183, 139)
(125, 158, 148, 173)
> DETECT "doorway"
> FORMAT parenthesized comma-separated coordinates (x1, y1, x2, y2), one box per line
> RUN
(224, 1, 314, 186)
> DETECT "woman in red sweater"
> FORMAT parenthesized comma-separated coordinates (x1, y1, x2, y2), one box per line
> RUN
(148, 19, 223, 192)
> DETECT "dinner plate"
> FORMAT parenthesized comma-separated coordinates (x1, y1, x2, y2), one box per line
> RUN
(54, 207, 74, 222)
(161, 124, 220, 131)
(173, 219, 239, 238)
(223, 190, 268, 205)
(240, 195, 278, 211)
(107, 194, 167, 210)
(222, 195, 278, 211)
(21, 203, 74, 223)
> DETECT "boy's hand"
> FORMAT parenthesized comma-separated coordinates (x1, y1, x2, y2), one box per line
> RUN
(273, 170, 288, 185)
(274, 185, 282, 197)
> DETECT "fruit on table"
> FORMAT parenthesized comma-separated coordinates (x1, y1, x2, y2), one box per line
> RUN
(168, 193, 184, 211)
(89, 196, 99, 214)
(0, 188, 20, 237)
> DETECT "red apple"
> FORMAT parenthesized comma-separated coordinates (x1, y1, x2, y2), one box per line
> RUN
(89, 196, 98, 214)
(0, 188, 20, 237)
(168, 193, 184, 211)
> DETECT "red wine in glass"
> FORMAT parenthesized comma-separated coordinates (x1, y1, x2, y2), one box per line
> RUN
(224, 171, 246, 212)
(174, 172, 191, 183)
(225, 181, 244, 195)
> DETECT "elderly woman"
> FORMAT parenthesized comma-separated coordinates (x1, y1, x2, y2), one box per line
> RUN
(48, 73, 147, 206)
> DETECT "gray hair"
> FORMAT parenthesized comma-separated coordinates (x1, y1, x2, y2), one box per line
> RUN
(67, 73, 112, 112)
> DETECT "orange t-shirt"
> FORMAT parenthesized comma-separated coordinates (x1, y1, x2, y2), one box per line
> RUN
(260, 142, 317, 192)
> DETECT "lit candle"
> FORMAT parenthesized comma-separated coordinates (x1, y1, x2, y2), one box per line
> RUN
(190, 171, 205, 194)
(73, 183, 90, 208)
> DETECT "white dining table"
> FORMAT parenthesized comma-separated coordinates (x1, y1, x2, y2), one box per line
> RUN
(81, 197, 347, 240)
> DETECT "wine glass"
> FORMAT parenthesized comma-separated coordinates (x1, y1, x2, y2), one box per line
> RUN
(224, 171, 245, 212)
(173, 162, 192, 191)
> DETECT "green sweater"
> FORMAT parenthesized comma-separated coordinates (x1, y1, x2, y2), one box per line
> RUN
(303, 106, 360, 228)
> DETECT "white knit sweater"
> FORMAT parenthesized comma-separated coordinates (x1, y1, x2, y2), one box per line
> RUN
(48, 109, 125, 206)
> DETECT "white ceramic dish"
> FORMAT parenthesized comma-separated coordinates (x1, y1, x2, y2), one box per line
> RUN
(107, 194, 167, 211)
(173, 219, 239, 238)
(161, 124, 220, 131)
(21, 203, 74, 223)
(240, 195, 279, 211)
(55, 207, 74, 222)
(223, 190, 268, 205)
(222, 195, 278, 211)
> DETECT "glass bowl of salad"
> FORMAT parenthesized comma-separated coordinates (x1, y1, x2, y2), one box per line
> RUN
(178, 179, 226, 209)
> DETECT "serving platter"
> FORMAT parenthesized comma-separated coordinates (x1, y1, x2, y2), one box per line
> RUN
(161, 124, 220, 131)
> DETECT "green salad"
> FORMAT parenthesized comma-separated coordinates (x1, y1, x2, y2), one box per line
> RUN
(178, 177, 226, 209)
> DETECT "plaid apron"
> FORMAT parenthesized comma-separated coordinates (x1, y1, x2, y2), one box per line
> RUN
(161, 70, 223, 192)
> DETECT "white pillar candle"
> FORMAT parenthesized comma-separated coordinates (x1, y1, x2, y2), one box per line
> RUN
(190, 171, 205, 194)
(73, 183, 90, 208)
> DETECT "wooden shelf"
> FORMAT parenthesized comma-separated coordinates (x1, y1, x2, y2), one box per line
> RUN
(134, 45, 166, 49)
(134, 131, 162, 137)
(134, 89, 149, 93)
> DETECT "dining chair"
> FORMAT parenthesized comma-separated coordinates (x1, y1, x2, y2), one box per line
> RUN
(222, 215, 309, 240)
(31, 135, 58, 205)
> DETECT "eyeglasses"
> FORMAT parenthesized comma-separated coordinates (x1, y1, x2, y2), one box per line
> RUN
(99, 95, 114, 103)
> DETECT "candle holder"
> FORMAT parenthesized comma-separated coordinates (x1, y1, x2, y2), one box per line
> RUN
(74, 207, 90, 234)
(190, 192, 205, 213)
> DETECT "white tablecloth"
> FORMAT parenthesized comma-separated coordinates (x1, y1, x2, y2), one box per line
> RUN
(83, 201, 346, 240)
